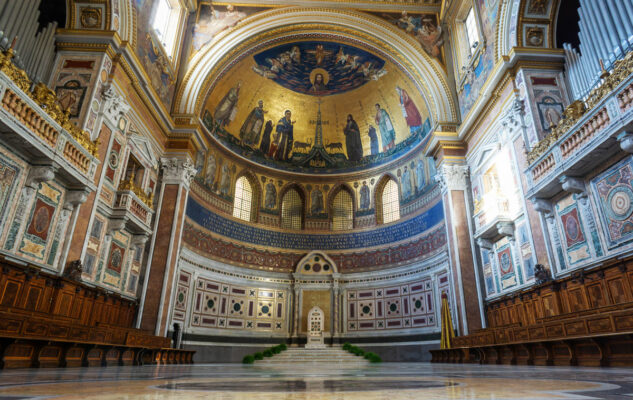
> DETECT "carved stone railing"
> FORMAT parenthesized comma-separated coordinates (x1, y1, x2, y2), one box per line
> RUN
(525, 54, 633, 195)
(113, 189, 154, 233)
(559, 107, 610, 159)
(0, 49, 99, 184)
(527, 50, 633, 168)
(118, 174, 154, 208)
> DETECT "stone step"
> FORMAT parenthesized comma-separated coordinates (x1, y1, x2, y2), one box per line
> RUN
(255, 347, 370, 365)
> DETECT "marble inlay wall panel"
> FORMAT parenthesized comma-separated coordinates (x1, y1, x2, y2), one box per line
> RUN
(592, 156, 633, 249)
(189, 276, 289, 334)
(515, 218, 536, 281)
(481, 248, 498, 296)
(9, 181, 68, 270)
(555, 194, 592, 267)
(346, 277, 440, 332)
(0, 146, 26, 242)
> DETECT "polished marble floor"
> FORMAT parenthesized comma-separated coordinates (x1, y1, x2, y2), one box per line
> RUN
(0, 362, 631, 399)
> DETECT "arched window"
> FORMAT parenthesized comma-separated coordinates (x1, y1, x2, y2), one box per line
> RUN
(281, 189, 302, 230)
(381, 179, 400, 224)
(233, 176, 253, 222)
(331, 189, 353, 231)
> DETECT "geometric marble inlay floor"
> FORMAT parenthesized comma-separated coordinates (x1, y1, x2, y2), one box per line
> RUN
(0, 363, 630, 399)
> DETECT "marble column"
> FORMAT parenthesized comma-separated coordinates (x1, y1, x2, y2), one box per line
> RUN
(292, 284, 301, 340)
(138, 156, 196, 336)
(437, 164, 483, 335)
(332, 277, 340, 338)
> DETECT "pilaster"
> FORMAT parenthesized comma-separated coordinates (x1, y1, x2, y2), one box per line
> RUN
(437, 162, 483, 334)
(138, 155, 195, 335)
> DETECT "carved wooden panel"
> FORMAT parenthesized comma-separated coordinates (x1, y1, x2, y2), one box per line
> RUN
(0, 261, 137, 329)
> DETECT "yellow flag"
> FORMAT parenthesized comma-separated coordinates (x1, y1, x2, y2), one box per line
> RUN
(440, 295, 455, 349)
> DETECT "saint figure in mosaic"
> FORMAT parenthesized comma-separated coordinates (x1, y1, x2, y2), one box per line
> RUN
(375, 104, 395, 151)
(344, 114, 363, 162)
(214, 82, 241, 127)
(240, 100, 266, 146)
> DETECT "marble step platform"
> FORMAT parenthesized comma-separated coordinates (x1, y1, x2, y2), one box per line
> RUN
(256, 347, 369, 365)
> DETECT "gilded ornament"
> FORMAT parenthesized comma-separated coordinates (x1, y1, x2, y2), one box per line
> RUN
(0, 45, 31, 93)
(80, 7, 102, 29)
(527, 50, 633, 164)
(118, 171, 154, 208)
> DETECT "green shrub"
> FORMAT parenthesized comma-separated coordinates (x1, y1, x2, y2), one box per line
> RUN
(242, 355, 255, 364)
(254, 352, 264, 360)
(272, 346, 281, 354)
(263, 349, 273, 357)
(368, 354, 382, 363)
(351, 347, 364, 356)
(279, 343, 287, 351)
(342, 342, 351, 351)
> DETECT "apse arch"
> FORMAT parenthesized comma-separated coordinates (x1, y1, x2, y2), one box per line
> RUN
(175, 7, 458, 126)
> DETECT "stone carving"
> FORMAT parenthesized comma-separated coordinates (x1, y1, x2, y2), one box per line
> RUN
(501, 98, 525, 133)
(528, 49, 633, 163)
(101, 85, 130, 124)
(26, 165, 57, 189)
(435, 164, 469, 191)
(531, 197, 553, 215)
(64, 259, 84, 280)
(64, 190, 89, 210)
(617, 132, 633, 153)
(534, 263, 551, 284)
(161, 157, 197, 188)
(559, 176, 585, 195)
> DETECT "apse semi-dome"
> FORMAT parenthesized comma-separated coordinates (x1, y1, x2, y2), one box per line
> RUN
(200, 37, 432, 174)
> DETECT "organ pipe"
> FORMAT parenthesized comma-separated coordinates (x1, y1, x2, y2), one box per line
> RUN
(565, 0, 633, 100)
(0, 0, 57, 84)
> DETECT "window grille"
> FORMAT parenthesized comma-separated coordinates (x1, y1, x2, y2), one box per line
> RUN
(382, 179, 400, 224)
(281, 189, 302, 230)
(233, 176, 253, 222)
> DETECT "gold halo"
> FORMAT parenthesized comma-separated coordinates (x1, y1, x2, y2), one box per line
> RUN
(310, 68, 330, 85)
